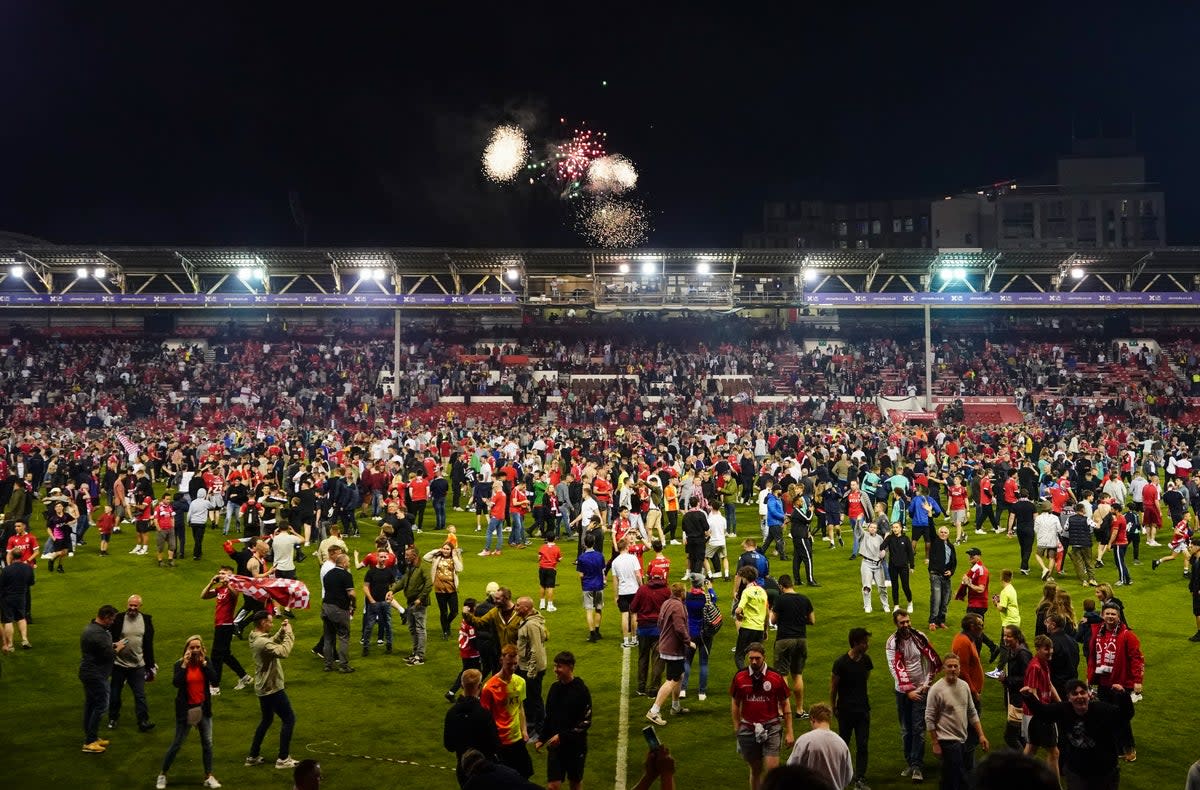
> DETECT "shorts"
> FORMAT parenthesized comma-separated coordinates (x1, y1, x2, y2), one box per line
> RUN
(0, 599, 26, 623)
(155, 530, 177, 552)
(135, 520, 153, 534)
(1192, 593, 1200, 618)
(275, 568, 297, 580)
(546, 743, 587, 783)
(1171, 542, 1188, 555)
(617, 594, 635, 613)
(52, 538, 72, 553)
(475, 500, 487, 516)
(911, 525, 929, 544)
(705, 543, 725, 561)
(209, 494, 225, 509)
(1022, 714, 1058, 748)
(663, 658, 685, 682)
(950, 509, 967, 525)
(1037, 547, 1057, 561)
(582, 590, 604, 611)
(538, 568, 557, 589)
(736, 721, 783, 760)
(774, 637, 808, 676)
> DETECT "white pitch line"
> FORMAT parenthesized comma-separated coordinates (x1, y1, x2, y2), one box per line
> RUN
(615, 645, 632, 790)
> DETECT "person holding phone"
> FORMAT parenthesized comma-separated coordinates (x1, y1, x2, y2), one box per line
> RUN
(245, 611, 299, 770)
(156, 635, 222, 789)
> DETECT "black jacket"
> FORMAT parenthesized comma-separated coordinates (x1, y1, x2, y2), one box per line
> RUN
(443, 695, 502, 760)
(171, 659, 219, 722)
(928, 532, 957, 576)
(107, 611, 155, 669)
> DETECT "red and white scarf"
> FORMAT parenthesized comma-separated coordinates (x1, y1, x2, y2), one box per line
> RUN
(892, 630, 941, 692)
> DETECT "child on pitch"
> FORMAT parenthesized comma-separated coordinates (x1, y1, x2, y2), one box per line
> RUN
(647, 539, 671, 581)
(96, 505, 116, 556)
(1151, 514, 1194, 572)
(858, 520, 889, 613)
(537, 534, 562, 612)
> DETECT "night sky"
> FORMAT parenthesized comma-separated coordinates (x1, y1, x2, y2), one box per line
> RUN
(3, 4, 1199, 248)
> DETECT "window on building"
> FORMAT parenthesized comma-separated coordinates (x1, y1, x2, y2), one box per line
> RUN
(903, 217, 914, 232)
(836, 221, 848, 236)
(855, 220, 869, 235)
(892, 219, 902, 233)
(871, 220, 882, 235)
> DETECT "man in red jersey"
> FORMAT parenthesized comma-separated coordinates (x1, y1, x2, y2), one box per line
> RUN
(200, 567, 253, 695)
(729, 641, 794, 790)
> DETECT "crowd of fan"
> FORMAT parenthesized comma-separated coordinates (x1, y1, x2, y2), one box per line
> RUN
(2, 318, 1200, 435)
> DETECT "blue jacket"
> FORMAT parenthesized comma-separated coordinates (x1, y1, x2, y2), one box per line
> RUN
(908, 495, 943, 527)
(765, 494, 785, 527)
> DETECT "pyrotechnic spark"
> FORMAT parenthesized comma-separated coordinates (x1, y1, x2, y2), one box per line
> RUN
(586, 154, 637, 194)
(576, 197, 650, 248)
(553, 127, 606, 198)
(482, 125, 527, 182)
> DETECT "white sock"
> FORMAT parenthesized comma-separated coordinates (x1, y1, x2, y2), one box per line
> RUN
(649, 704, 660, 715)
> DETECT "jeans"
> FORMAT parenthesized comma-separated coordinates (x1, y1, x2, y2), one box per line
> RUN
(322, 604, 352, 666)
(224, 502, 240, 534)
(837, 709, 870, 780)
(895, 690, 927, 769)
(175, 523, 187, 557)
(765, 523, 786, 558)
(74, 514, 91, 546)
(560, 510, 573, 538)
(724, 503, 738, 535)
(109, 664, 150, 724)
(734, 627, 764, 671)
(362, 601, 393, 649)
(486, 518, 504, 551)
(929, 572, 951, 626)
(250, 690, 295, 761)
(518, 668, 546, 735)
(937, 739, 971, 790)
(509, 513, 525, 545)
(82, 675, 111, 743)
(850, 516, 866, 556)
(161, 715, 213, 774)
(681, 634, 711, 695)
(406, 603, 428, 658)
(450, 656, 482, 694)
(433, 498, 447, 530)
(371, 490, 384, 517)
(211, 624, 247, 685)
(436, 591, 459, 636)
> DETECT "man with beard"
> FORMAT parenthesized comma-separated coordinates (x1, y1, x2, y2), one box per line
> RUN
(886, 609, 942, 783)
(1084, 600, 1143, 763)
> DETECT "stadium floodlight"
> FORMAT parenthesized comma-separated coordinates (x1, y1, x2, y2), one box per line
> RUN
(93, 267, 106, 279)
(10, 265, 24, 279)
(1070, 266, 1085, 280)
(697, 261, 710, 275)
(803, 269, 818, 283)
(618, 262, 630, 275)
(642, 260, 657, 276)
(255, 267, 266, 281)
(942, 267, 967, 281)
(237, 267, 253, 281)
(505, 267, 520, 282)
(371, 268, 385, 282)
(76, 267, 89, 279)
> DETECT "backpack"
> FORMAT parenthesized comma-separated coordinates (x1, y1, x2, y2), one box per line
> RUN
(701, 596, 723, 637)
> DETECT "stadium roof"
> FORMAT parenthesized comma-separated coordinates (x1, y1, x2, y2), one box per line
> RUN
(1, 245, 1199, 309)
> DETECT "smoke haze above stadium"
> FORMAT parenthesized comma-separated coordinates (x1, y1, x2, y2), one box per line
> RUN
(2, 3, 1198, 248)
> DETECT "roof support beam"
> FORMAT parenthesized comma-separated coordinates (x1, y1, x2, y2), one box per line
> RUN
(327, 253, 342, 293)
(1129, 251, 1153, 290)
(982, 253, 1001, 293)
(863, 252, 884, 292)
(16, 251, 53, 292)
(175, 252, 200, 293)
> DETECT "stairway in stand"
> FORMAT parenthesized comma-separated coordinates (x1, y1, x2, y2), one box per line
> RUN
(960, 403, 1026, 426)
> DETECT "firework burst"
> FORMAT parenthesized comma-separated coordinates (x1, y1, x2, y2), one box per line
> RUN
(482, 124, 528, 182)
(576, 196, 650, 247)
(586, 154, 638, 194)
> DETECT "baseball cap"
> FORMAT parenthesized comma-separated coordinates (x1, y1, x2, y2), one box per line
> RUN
(966, 547, 982, 557)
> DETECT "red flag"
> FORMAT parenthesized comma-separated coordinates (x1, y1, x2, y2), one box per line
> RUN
(225, 575, 311, 611)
